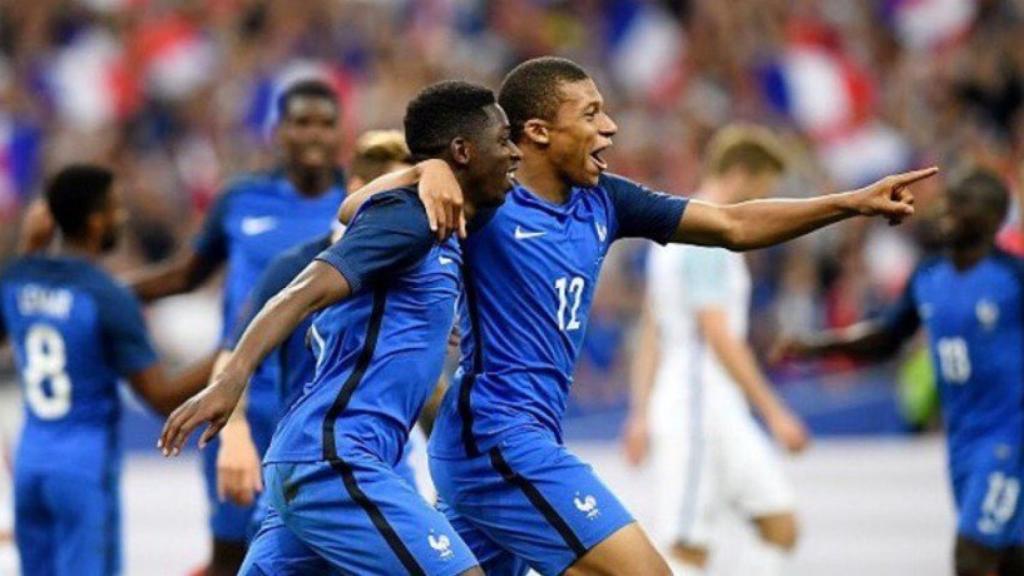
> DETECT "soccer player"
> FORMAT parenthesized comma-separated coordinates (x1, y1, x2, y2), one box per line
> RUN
(622, 125, 808, 576)
(775, 168, 1024, 576)
(344, 57, 936, 575)
(159, 80, 519, 575)
(0, 165, 213, 576)
(123, 78, 348, 574)
(215, 130, 433, 534)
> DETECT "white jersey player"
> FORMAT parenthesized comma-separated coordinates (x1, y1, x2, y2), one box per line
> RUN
(623, 125, 809, 576)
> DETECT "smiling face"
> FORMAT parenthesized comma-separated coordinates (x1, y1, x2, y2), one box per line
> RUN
(275, 95, 341, 176)
(540, 78, 617, 187)
(464, 104, 521, 207)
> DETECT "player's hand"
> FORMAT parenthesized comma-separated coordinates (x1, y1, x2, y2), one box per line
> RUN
(768, 336, 813, 365)
(621, 413, 650, 467)
(447, 324, 461, 351)
(216, 418, 263, 506)
(418, 158, 466, 241)
(17, 198, 55, 254)
(765, 406, 810, 454)
(158, 365, 248, 456)
(847, 166, 938, 226)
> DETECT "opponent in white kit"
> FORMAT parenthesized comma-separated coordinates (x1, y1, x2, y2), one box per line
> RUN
(623, 125, 809, 576)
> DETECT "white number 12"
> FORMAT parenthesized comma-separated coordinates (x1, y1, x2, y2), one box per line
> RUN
(555, 276, 585, 331)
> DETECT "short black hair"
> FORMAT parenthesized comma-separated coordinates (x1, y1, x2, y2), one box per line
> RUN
(45, 164, 114, 239)
(276, 78, 339, 119)
(404, 80, 496, 161)
(499, 56, 590, 142)
(949, 167, 1010, 222)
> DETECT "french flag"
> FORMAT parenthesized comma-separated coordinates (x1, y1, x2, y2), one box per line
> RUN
(884, 0, 976, 52)
(760, 29, 874, 141)
(133, 13, 216, 101)
(49, 29, 138, 130)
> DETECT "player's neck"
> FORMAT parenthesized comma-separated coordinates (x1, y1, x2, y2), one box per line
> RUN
(58, 237, 101, 261)
(514, 153, 572, 205)
(950, 240, 993, 271)
(287, 167, 334, 197)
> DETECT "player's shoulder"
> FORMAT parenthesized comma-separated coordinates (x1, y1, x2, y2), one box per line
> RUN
(909, 253, 945, 282)
(989, 248, 1024, 282)
(215, 168, 280, 203)
(354, 187, 427, 222)
(76, 263, 138, 306)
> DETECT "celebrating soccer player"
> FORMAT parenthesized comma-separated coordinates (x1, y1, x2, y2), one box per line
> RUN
(0, 165, 214, 576)
(159, 80, 520, 575)
(775, 168, 1024, 576)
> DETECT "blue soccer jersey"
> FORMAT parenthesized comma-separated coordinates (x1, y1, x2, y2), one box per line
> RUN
(427, 173, 685, 574)
(193, 169, 343, 539)
(430, 173, 687, 458)
(228, 233, 332, 414)
(882, 250, 1024, 547)
(0, 255, 158, 576)
(245, 189, 477, 575)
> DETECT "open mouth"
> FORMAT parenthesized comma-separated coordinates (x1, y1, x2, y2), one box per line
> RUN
(589, 146, 609, 171)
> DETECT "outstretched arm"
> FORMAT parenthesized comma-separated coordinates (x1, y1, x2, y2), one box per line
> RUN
(674, 168, 937, 250)
(159, 260, 349, 454)
(128, 353, 218, 416)
(124, 249, 221, 302)
(775, 320, 909, 362)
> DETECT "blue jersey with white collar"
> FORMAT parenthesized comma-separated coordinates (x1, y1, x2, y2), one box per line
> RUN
(882, 251, 1024, 466)
(430, 173, 687, 457)
(195, 169, 344, 413)
(265, 189, 461, 466)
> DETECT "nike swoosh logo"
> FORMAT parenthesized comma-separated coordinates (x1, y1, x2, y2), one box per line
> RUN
(241, 216, 278, 236)
(438, 256, 454, 265)
(514, 225, 546, 240)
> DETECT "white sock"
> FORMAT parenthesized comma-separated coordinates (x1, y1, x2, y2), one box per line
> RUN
(743, 541, 789, 576)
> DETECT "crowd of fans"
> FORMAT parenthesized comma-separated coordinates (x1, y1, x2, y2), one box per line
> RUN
(2, 0, 1023, 410)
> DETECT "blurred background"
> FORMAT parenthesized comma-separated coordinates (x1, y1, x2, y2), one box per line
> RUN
(2, 0, 1023, 573)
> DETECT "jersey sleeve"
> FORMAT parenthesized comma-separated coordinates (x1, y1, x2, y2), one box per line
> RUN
(97, 283, 159, 376)
(225, 249, 309, 350)
(191, 188, 233, 265)
(877, 271, 921, 343)
(315, 190, 434, 294)
(680, 247, 730, 308)
(602, 173, 689, 244)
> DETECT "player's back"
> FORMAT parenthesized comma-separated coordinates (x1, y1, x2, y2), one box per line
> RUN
(0, 255, 152, 480)
(911, 251, 1024, 463)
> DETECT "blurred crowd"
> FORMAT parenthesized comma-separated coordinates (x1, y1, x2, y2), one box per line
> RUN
(2, 0, 1024, 408)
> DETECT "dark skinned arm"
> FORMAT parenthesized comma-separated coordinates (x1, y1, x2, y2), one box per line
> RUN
(127, 352, 218, 416)
(124, 249, 221, 303)
(159, 261, 350, 454)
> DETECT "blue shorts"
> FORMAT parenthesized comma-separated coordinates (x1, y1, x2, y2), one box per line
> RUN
(952, 441, 1024, 548)
(202, 400, 276, 541)
(429, 426, 635, 575)
(246, 435, 419, 543)
(242, 455, 478, 575)
(14, 466, 120, 576)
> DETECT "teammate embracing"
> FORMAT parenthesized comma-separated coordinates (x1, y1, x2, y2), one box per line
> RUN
(777, 168, 1024, 576)
(343, 57, 937, 575)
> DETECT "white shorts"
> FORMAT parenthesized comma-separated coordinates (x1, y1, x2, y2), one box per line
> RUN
(649, 381, 795, 547)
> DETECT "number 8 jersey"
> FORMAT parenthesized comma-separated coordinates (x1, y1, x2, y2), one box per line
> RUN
(0, 255, 158, 481)
(429, 173, 687, 458)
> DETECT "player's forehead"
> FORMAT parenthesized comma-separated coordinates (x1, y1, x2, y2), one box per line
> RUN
(283, 95, 338, 121)
(484, 103, 511, 130)
(555, 78, 602, 113)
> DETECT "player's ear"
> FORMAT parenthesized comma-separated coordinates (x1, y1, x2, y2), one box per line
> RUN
(522, 119, 549, 146)
(449, 137, 472, 167)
